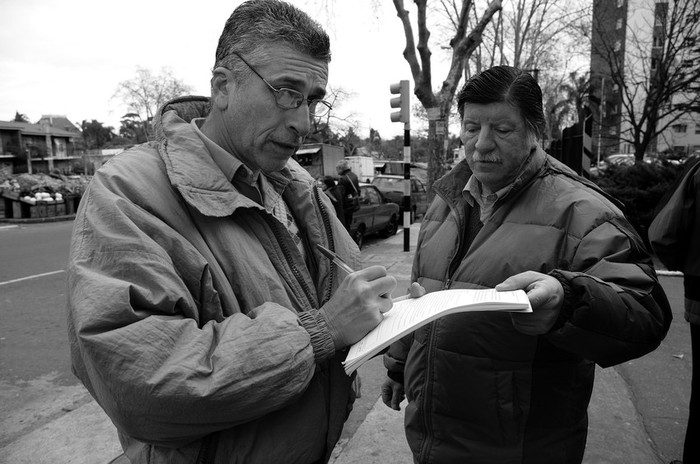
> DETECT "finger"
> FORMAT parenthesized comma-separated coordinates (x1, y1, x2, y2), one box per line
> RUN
(391, 389, 403, 410)
(381, 384, 393, 407)
(524, 284, 550, 309)
(379, 297, 394, 313)
(373, 275, 398, 300)
(408, 282, 426, 298)
(355, 265, 389, 281)
(495, 271, 539, 291)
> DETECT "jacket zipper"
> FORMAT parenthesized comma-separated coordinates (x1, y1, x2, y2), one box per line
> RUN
(314, 184, 337, 304)
(419, 189, 464, 463)
(263, 214, 317, 309)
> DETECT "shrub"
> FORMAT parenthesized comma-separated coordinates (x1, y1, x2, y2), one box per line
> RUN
(591, 162, 684, 245)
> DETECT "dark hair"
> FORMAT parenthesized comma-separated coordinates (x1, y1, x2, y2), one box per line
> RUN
(322, 175, 336, 189)
(457, 66, 545, 140)
(214, 0, 331, 78)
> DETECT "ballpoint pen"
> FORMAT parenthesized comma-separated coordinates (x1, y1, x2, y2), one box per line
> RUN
(316, 244, 411, 302)
(316, 244, 355, 275)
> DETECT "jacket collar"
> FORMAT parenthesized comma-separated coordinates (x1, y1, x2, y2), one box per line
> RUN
(153, 96, 314, 217)
(435, 146, 548, 207)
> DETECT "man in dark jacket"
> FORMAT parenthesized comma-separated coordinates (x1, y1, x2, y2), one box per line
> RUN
(649, 156, 700, 464)
(381, 66, 672, 463)
(336, 159, 360, 231)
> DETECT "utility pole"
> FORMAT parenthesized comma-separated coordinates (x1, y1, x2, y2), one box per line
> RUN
(597, 77, 606, 168)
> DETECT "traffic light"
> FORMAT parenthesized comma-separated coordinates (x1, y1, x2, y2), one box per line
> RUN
(390, 80, 410, 124)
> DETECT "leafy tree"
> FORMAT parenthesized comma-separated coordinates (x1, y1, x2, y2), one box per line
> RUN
(13, 111, 29, 123)
(546, 71, 591, 141)
(81, 119, 115, 149)
(391, 0, 502, 193)
(591, 0, 700, 161)
(118, 113, 149, 145)
(340, 127, 363, 157)
(113, 67, 192, 141)
(368, 128, 382, 154)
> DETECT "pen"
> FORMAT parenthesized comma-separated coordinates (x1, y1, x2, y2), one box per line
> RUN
(316, 244, 355, 275)
(316, 244, 413, 303)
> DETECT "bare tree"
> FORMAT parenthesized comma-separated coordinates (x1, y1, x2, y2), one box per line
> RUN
(462, 0, 591, 147)
(113, 67, 192, 140)
(392, 0, 503, 191)
(592, 0, 700, 161)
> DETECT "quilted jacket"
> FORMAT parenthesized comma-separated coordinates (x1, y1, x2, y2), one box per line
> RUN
(385, 148, 671, 463)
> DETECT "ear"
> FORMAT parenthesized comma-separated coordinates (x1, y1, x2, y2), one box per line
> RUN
(210, 67, 233, 111)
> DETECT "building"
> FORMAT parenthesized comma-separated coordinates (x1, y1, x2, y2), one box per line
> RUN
(590, 0, 700, 161)
(0, 115, 81, 175)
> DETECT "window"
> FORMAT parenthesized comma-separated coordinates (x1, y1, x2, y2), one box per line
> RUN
(672, 124, 688, 133)
(653, 36, 663, 47)
(695, 125, 700, 134)
(616, 18, 623, 29)
(614, 40, 622, 52)
(617, 0, 624, 7)
(651, 58, 658, 70)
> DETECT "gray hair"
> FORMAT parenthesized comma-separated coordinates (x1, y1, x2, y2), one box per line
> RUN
(214, 0, 331, 81)
(336, 159, 350, 173)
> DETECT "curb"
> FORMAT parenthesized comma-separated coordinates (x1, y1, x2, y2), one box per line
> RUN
(0, 214, 76, 225)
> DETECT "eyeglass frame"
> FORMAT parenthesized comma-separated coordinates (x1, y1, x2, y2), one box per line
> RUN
(230, 52, 332, 118)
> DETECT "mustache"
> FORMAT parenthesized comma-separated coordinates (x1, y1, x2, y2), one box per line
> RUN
(471, 151, 501, 163)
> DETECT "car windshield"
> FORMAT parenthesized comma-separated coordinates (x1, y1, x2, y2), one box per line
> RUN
(372, 177, 403, 191)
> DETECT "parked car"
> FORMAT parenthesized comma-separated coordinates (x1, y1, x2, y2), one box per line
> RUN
(371, 175, 429, 220)
(349, 184, 400, 248)
(605, 154, 635, 166)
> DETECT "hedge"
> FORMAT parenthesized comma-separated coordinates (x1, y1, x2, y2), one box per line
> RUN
(591, 162, 684, 246)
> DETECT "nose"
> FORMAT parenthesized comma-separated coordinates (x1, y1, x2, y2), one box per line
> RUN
(474, 127, 495, 152)
(287, 104, 312, 138)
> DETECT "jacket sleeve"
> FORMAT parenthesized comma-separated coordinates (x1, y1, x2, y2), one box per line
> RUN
(545, 217, 672, 367)
(67, 172, 333, 447)
(648, 167, 697, 272)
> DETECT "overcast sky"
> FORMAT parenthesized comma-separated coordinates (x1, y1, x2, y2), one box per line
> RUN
(0, 0, 455, 139)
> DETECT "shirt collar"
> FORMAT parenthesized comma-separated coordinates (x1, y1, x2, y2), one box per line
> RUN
(190, 118, 294, 200)
(462, 175, 514, 207)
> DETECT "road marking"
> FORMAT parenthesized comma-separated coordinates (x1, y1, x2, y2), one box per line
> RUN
(0, 270, 65, 286)
(0, 225, 19, 230)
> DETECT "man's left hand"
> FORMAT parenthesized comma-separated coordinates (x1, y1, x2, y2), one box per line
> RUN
(495, 271, 564, 335)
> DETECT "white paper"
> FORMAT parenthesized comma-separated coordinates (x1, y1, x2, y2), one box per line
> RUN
(343, 289, 531, 374)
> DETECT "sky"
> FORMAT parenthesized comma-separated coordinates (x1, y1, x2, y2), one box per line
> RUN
(0, 0, 454, 139)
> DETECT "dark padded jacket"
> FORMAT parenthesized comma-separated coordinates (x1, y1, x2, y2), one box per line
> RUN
(385, 148, 671, 463)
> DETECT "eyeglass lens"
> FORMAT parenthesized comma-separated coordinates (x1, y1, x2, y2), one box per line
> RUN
(276, 89, 329, 117)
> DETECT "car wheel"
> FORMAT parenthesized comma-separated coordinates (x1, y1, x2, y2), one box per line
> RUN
(379, 215, 398, 238)
(352, 226, 365, 249)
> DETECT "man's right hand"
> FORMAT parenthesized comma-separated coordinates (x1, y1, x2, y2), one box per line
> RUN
(320, 265, 397, 349)
(381, 376, 405, 411)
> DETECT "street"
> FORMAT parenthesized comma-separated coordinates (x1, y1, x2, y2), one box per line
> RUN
(0, 219, 692, 463)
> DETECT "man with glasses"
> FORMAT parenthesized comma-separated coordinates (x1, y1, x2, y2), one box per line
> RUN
(67, 1, 396, 463)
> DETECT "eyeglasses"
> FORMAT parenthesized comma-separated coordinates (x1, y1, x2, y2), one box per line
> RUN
(231, 52, 332, 118)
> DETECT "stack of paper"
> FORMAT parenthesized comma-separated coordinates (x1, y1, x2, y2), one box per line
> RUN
(343, 288, 532, 375)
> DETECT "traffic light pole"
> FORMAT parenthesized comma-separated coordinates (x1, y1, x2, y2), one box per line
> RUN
(390, 80, 411, 252)
(402, 124, 411, 252)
